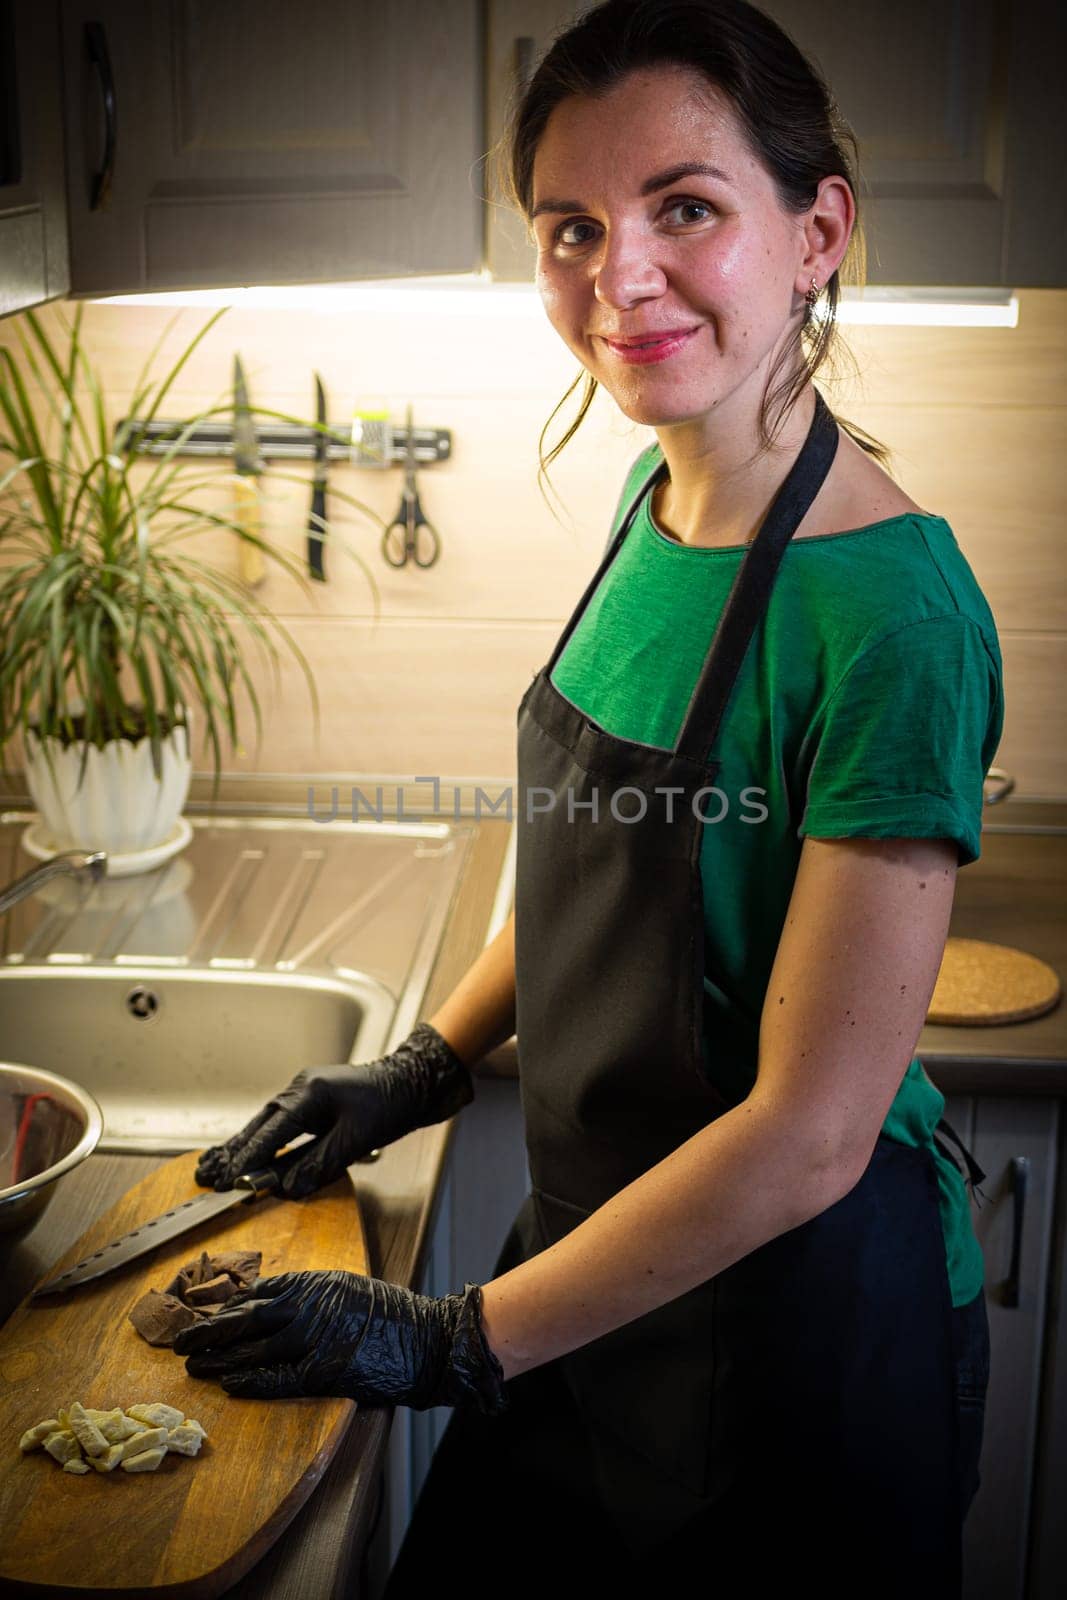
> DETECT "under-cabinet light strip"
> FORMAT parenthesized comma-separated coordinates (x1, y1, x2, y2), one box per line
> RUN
(91, 277, 1019, 328)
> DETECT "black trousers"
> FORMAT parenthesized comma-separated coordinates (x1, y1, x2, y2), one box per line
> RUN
(384, 1288, 990, 1599)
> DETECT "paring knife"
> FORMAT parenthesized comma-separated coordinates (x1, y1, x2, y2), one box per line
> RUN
(31, 1167, 282, 1299)
(232, 354, 265, 587)
(308, 373, 328, 581)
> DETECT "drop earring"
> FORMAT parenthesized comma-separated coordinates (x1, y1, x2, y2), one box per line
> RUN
(805, 277, 820, 317)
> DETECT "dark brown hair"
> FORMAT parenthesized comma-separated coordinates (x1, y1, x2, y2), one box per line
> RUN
(495, 0, 889, 488)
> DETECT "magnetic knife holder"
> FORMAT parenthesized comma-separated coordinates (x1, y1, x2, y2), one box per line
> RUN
(113, 419, 452, 466)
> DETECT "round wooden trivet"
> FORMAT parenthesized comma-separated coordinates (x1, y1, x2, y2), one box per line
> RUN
(927, 937, 1062, 1026)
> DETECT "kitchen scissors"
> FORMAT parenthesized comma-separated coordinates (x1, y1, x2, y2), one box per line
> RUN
(382, 406, 441, 568)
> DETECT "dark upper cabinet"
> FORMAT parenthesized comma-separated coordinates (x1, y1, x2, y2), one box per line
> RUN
(58, 0, 485, 298)
(485, 0, 1067, 288)
(761, 0, 1066, 290)
(483, 0, 577, 282)
(0, 0, 70, 316)
(4, 0, 1065, 315)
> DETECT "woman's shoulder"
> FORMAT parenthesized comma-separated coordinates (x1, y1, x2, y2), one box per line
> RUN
(791, 429, 1003, 650)
(798, 430, 931, 539)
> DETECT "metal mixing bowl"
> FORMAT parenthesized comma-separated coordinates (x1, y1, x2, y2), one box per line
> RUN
(0, 1062, 104, 1233)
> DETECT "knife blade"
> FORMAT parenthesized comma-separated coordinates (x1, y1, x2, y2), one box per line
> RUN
(308, 373, 328, 581)
(232, 354, 265, 588)
(30, 1167, 281, 1299)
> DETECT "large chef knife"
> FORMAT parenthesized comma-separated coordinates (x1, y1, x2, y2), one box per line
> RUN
(307, 372, 328, 581)
(232, 353, 265, 587)
(30, 1166, 282, 1298)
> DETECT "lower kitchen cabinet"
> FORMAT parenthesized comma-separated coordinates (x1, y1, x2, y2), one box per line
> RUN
(1028, 1100, 1067, 1598)
(939, 1093, 1061, 1600)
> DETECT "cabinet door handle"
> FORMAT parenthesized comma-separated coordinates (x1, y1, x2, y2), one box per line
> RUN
(85, 20, 116, 212)
(1002, 1155, 1029, 1309)
(514, 37, 535, 96)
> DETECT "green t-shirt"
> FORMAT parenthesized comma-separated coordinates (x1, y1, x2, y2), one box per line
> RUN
(550, 440, 1005, 1308)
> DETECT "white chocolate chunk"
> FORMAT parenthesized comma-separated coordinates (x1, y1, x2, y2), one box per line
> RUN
(19, 1419, 61, 1452)
(107, 1413, 146, 1442)
(89, 1443, 124, 1473)
(62, 1458, 91, 1474)
(126, 1403, 183, 1430)
(117, 1426, 167, 1462)
(121, 1446, 166, 1473)
(84, 1407, 135, 1441)
(67, 1401, 109, 1457)
(43, 1431, 82, 1465)
(166, 1424, 205, 1457)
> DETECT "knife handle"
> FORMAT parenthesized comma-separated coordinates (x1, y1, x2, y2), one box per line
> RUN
(308, 483, 327, 580)
(234, 477, 265, 587)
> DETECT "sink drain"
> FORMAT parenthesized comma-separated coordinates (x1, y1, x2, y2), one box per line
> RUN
(125, 985, 160, 1021)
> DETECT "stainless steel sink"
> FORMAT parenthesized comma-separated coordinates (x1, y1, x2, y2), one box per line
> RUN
(0, 965, 393, 1153)
(0, 811, 474, 1154)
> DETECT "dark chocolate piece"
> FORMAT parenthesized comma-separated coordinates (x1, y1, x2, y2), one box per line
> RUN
(185, 1273, 240, 1307)
(128, 1249, 262, 1347)
(127, 1289, 200, 1348)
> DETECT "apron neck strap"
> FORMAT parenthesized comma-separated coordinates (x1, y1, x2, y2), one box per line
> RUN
(674, 389, 839, 763)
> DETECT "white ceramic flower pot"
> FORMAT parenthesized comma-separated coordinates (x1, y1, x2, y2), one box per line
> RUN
(24, 719, 192, 856)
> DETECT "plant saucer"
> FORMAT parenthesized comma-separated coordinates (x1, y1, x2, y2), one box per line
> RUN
(20, 815, 194, 879)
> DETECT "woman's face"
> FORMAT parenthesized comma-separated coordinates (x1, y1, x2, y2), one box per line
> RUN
(530, 65, 842, 432)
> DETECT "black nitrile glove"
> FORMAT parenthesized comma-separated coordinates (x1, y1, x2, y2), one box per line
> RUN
(173, 1269, 509, 1416)
(195, 1022, 474, 1199)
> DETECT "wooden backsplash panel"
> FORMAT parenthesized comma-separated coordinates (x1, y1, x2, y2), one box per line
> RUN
(0, 289, 1063, 795)
(841, 404, 1065, 634)
(187, 618, 558, 781)
(992, 634, 1065, 799)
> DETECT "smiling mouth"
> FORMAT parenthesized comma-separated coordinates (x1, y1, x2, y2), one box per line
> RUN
(601, 329, 699, 348)
(599, 328, 702, 364)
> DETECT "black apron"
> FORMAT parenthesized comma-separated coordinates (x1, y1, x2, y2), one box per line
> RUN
(506, 389, 977, 1590)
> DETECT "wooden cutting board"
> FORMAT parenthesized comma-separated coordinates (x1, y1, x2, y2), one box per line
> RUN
(0, 1151, 369, 1597)
(928, 936, 1062, 1025)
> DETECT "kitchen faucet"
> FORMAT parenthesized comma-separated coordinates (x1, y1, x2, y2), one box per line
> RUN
(0, 849, 107, 916)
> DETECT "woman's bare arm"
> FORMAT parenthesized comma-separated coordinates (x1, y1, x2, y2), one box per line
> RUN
(428, 908, 517, 1075)
(468, 1036, 520, 1078)
(478, 835, 959, 1380)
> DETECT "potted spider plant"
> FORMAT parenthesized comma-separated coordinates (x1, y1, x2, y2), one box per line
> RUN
(0, 301, 382, 871)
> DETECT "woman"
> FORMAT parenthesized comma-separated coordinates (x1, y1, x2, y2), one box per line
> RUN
(180, 2, 1002, 1593)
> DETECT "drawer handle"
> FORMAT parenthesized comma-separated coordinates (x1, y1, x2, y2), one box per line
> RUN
(1002, 1155, 1029, 1309)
